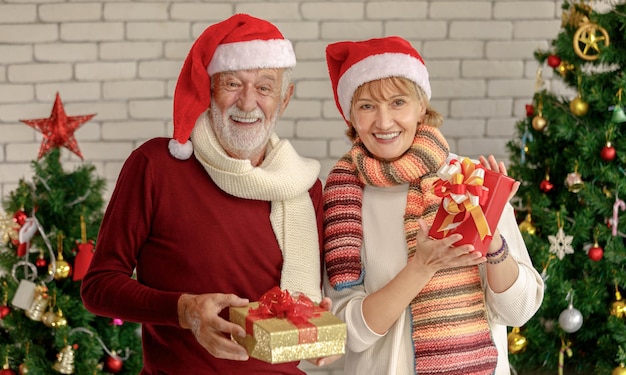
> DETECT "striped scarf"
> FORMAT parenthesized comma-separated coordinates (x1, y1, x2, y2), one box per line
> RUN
(323, 125, 498, 374)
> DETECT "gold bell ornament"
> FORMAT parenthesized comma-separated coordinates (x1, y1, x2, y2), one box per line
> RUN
(610, 283, 625, 319)
(564, 162, 584, 193)
(52, 345, 75, 374)
(507, 327, 527, 354)
(25, 284, 49, 321)
(49, 233, 71, 280)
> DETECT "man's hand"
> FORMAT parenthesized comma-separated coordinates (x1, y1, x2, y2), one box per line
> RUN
(178, 293, 250, 361)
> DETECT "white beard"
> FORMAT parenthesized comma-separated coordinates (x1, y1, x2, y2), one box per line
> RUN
(209, 100, 277, 160)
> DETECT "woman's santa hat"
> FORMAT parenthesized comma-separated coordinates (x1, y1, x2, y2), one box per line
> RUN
(325, 36, 431, 125)
(169, 14, 296, 160)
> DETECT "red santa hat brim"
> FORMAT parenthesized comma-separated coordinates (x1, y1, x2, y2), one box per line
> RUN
(170, 14, 296, 160)
(326, 36, 431, 124)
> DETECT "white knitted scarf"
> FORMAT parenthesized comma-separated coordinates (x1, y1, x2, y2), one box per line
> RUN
(190, 111, 322, 302)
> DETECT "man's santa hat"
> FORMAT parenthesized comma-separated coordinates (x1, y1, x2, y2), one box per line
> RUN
(169, 14, 296, 160)
(325, 36, 431, 125)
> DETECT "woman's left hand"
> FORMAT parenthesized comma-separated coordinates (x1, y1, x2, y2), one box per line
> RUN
(479, 155, 520, 201)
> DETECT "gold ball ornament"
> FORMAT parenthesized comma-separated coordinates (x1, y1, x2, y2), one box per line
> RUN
(51, 309, 67, 328)
(613, 363, 626, 375)
(19, 363, 28, 375)
(570, 96, 589, 116)
(42, 308, 57, 328)
(610, 290, 625, 318)
(573, 22, 610, 61)
(507, 327, 527, 354)
(532, 115, 548, 131)
(519, 213, 536, 235)
(48, 255, 71, 280)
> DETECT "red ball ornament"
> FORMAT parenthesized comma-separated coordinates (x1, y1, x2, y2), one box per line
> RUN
(35, 257, 47, 268)
(13, 211, 27, 226)
(588, 243, 604, 261)
(105, 355, 123, 373)
(601, 142, 616, 161)
(0, 369, 17, 375)
(547, 54, 561, 68)
(540, 179, 554, 193)
(0, 305, 10, 319)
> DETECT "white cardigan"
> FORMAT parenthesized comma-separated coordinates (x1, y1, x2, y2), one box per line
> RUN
(323, 184, 544, 375)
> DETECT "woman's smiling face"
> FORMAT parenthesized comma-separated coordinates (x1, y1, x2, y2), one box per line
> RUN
(350, 77, 426, 161)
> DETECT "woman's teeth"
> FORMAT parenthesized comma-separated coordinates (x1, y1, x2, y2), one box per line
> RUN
(375, 132, 399, 140)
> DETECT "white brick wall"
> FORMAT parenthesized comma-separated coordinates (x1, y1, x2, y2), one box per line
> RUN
(0, 2, 565, 372)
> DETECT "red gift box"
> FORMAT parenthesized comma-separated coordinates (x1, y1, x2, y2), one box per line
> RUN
(428, 158, 515, 256)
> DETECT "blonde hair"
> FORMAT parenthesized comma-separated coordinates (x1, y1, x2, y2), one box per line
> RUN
(346, 77, 442, 141)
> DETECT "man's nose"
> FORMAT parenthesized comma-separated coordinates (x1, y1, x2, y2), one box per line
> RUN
(237, 85, 257, 112)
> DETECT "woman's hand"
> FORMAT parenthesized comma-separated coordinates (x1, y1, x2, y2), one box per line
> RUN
(479, 154, 520, 200)
(411, 219, 486, 276)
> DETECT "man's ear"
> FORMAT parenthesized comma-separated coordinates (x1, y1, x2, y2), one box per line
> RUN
(278, 83, 294, 117)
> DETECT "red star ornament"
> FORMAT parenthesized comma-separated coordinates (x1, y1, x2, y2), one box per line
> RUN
(20, 92, 95, 160)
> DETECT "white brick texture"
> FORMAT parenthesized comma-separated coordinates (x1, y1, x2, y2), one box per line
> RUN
(0, 3, 564, 371)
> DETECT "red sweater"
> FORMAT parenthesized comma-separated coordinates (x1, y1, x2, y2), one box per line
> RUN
(81, 138, 324, 374)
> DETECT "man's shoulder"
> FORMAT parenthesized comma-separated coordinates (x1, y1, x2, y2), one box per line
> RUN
(136, 137, 169, 153)
(133, 138, 189, 164)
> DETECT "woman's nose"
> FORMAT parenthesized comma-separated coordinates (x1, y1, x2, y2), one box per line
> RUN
(375, 108, 394, 130)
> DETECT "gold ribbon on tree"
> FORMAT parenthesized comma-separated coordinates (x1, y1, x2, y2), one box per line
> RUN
(432, 157, 491, 239)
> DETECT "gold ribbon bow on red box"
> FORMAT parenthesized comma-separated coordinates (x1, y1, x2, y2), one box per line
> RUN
(432, 158, 491, 240)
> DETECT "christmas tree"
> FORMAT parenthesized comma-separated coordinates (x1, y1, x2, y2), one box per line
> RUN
(0, 94, 142, 374)
(506, 2, 626, 374)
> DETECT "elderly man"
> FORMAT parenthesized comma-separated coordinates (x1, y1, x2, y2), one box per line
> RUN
(81, 14, 334, 374)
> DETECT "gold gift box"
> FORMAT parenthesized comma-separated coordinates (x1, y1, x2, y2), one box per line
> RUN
(230, 302, 346, 364)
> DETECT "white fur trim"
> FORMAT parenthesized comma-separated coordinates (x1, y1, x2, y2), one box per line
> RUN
(337, 53, 431, 121)
(168, 138, 194, 160)
(207, 39, 296, 76)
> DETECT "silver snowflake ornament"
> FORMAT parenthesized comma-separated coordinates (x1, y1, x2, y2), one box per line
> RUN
(548, 227, 574, 260)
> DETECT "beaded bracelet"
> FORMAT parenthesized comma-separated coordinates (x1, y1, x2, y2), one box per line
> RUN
(487, 236, 510, 265)
(486, 235, 507, 258)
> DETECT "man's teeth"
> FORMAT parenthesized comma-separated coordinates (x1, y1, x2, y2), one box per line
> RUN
(375, 132, 399, 140)
(232, 117, 258, 123)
